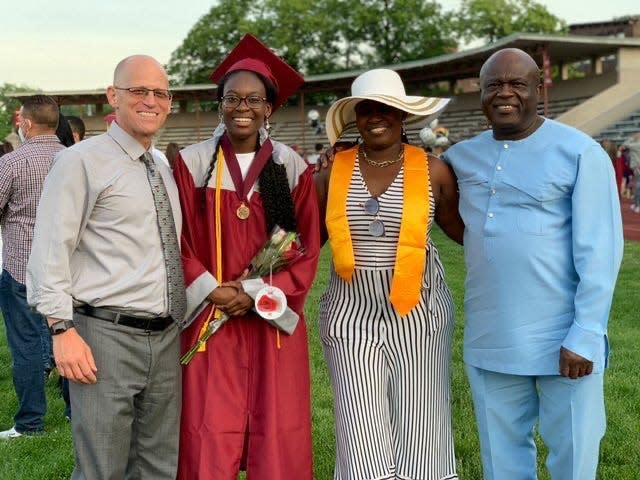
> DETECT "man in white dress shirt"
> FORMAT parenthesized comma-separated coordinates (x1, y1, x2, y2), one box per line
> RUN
(27, 55, 183, 479)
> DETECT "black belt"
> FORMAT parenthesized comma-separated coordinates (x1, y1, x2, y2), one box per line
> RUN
(74, 305, 174, 331)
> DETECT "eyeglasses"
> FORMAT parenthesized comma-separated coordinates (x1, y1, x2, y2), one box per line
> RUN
(221, 95, 267, 109)
(363, 197, 385, 237)
(114, 86, 173, 101)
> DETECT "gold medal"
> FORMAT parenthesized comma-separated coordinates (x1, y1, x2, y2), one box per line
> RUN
(236, 202, 250, 220)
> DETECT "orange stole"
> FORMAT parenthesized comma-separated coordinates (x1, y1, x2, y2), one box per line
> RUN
(326, 144, 429, 316)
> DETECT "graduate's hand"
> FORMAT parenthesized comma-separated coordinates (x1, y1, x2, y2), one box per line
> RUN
(207, 286, 238, 306)
(314, 141, 356, 172)
(559, 346, 593, 379)
(52, 325, 97, 384)
(236, 269, 250, 281)
(220, 280, 253, 316)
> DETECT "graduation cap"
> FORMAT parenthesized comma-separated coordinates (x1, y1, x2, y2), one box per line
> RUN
(210, 33, 304, 112)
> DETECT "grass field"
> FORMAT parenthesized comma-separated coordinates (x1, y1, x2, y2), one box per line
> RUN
(0, 229, 638, 479)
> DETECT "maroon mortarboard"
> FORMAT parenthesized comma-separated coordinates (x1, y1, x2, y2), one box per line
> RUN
(209, 33, 304, 111)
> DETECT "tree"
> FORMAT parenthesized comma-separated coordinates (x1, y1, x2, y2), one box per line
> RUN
(166, 0, 260, 85)
(0, 83, 36, 142)
(251, 0, 320, 72)
(166, 0, 460, 85)
(358, 0, 457, 66)
(455, 0, 566, 44)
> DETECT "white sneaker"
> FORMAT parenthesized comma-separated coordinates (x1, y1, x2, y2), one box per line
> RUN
(0, 426, 23, 439)
(632, 205, 640, 213)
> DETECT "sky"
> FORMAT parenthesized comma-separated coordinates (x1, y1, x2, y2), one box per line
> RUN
(2, 0, 639, 91)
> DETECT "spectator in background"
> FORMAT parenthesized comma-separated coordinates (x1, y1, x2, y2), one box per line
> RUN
(0, 141, 16, 273)
(600, 139, 617, 165)
(0, 95, 64, 439)
(289, 142, 305, 160)
(419, 120, 450, 157)
(306, 142, 324, 166)
(613, 144, 625, 196)
(56, 113, 75, 147)
(443, 48, 623, 480)
(4, 129, 20, 150)
(1, 141, 13, 156)
(66, 115, 86, 143)
(164, 142, 181, 169)
(432, 135, 451, 157)
(600, 139, 619, 195)
(621, 144, 634, 198)
(623, 132, 640, 213)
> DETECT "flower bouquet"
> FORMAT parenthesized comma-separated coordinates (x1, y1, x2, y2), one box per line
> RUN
(180, 225, 304, 364)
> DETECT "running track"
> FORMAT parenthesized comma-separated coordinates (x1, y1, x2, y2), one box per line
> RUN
(621, 197, 640, 242)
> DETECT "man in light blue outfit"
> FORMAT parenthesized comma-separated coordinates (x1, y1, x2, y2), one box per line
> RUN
(443, 48, 623, 479)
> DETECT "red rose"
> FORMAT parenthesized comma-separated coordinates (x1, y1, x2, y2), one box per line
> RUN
(257, 294, 280, 312)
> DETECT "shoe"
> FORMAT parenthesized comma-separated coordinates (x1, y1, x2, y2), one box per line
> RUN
(632, 205, 640, 213)
(0, 427, 23, 439)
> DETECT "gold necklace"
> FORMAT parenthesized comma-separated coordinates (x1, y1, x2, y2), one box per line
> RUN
(359, 145, 404, 168)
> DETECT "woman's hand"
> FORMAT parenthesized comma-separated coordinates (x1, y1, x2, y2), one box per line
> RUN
(207, 286, 238, 306)
(220, 280, 254, 316)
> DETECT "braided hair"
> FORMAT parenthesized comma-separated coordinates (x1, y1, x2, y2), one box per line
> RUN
(201, 70, 297, 234)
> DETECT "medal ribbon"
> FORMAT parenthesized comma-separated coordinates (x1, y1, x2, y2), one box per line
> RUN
(220, 132, 274, 204)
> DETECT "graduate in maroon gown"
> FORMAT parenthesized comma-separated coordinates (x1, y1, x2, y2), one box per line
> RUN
(173, 35, 320, 479)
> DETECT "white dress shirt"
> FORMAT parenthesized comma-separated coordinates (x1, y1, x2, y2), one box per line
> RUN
(27, 122, 182, 320)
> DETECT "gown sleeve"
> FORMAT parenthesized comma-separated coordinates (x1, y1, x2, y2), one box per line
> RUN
(173, 153, 219, 329)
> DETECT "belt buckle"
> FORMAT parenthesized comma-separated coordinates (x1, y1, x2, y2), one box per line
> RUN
(112, 311, 124, 325)
(143, 317, 154, 331)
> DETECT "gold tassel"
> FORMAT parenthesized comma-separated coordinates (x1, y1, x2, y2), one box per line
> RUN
(196, 306, 218, 352)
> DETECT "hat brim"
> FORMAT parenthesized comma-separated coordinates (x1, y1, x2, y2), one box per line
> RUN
(325, 94, 450, 145)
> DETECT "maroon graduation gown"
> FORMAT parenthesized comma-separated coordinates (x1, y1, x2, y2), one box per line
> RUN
(173, 140, 320, 479)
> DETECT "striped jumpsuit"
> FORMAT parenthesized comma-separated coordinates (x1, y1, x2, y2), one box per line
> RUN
(319, 159, 458, 480)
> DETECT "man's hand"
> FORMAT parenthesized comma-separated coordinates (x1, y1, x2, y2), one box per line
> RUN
(53, 328, 97, 384)
(559, 346, 593, 379)
(313, 141, 356, 172)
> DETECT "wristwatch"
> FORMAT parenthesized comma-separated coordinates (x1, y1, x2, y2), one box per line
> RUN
(49, 319, 75, 336)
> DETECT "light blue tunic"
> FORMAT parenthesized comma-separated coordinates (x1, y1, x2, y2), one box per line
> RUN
(444, 118, 623, 375)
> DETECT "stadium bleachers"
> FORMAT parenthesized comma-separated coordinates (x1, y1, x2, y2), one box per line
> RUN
(595, 110, 640, 144)
(83, 95, 637, 155)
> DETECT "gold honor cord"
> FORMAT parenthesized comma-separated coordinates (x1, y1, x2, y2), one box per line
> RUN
(196, 149, 226, 352)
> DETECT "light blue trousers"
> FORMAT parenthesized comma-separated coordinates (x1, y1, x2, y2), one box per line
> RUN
(466, 364, 605, 480)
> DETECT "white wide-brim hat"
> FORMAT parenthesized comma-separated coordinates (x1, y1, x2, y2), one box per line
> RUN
(325, 68, 450, 145)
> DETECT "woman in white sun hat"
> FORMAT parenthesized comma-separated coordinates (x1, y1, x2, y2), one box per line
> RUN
(315, 68, 464, 480)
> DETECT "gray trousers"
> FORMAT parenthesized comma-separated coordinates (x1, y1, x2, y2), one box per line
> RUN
(70, 313, 181, 480)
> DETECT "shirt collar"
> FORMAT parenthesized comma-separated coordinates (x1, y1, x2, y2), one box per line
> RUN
(491, 118, 548, 146)
(107, 121, 150, 161)
(20, 134, 62, 146)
